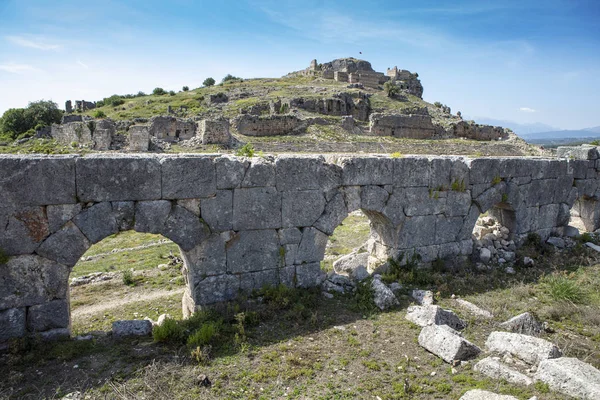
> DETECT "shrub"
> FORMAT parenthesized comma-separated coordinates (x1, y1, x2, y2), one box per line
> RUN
(122, 270, 135, 286)
(182, 86, 189, 92)
(187, 321, 221, 348)
(93, 110, 106, 118)
(235, 143, 255, 157)
(152, 318, 185, 343)
(222, 74, 241, 84)
(136, 91, 146, 97)
(491, 175, 502, 185)
(103, 95, 124, 107)
(383, 81, 399, 98)
(541, 273, 586, 303)
(203, 77, 215, 87)
(168, 90, 176, 96)
(153, 87, 167, 96)
(96, 100, 105, 108)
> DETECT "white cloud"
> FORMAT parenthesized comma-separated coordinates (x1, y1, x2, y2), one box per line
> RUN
(519, 107, 536, 113)
(6, 35, 61, 51)
(0, 63, 41, 74)
(77, 59, 89, 69)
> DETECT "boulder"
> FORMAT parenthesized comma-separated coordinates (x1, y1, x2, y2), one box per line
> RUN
(405, 305, 466, 331)
(480, 248, 491, 264)
(412, 289, 434, 306)
(418, 324, 481, 363)
(112, 320, 153, 337)
(485, 331, 561, 365)
(351, 266, 370, 281)
(499, 312, 543, 336)
(535, 357, 600, 400)
(546, 237, 565, 248)
(454, 298, 493, 319)
(371, 278, 399, 310)
(333, 252, 369, 275)
(474, 356, 533, 386)
(459, 390, 519, 400)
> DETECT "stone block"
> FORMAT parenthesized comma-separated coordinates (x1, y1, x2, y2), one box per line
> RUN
(341, 157, 393, 185)
(454, 299, 493, 319)
(459, 390, 518, 400)
(201, 190, 233, 232)
(215, 156, 248, 189)
(177, 199, 201, 216)
(0, 206, 50, 255)
(371, 278, 399, 310)
(73, 202, 118, 244)
(535, 357, 600, 400)
(556, 145, 600, 160)
(402, 187, 446, 216)
(468, 158, 500, 184)
(313, 192, 348, 235)
(233, 187, 281, 230)
(275, 156, 322, 191)
(183, 234, 226, 280)
(200, 118, 231, 145)
(485, 331, 561, 365)
(47, 204, 82, 233)
(0, 155, 76, 206)
(296, 262, 325, 288)
(333, 252, 369, 274)
(161, 156, 216, 199)
(282, 190, 326, 227)
(162, 205, 209, 251)
(128, 125, 150, 151)
(360, 185, 389, 212)
(27, 299, 70, 331)
(241, 158, 276, 187)
(0, 308, 26, 342)
(399, 215, 437, 248)
(112, 201, 135, 231)
(342, 186, 361, 213)
(537, 203, 559, 229)
(279, 265, 296, 287)
(446, 191, 471, 217)
(112, 320, 153, 337)
(418, 324, 481, 363)
(36, 222, 89, 267)
(0, 255, 70, 309)
(435, 215, 464, 244)
(134, 200, 172, 234)
(554, 175, 574, 204)
(393, 157, 430, 187)
(76, 155, 161, 202)
(405, 305, 466, 330)
(499, 312, 543, 336)
(226, 230, 280, 273)
(295, 227, 328, 264)
(283, 244, 297, 266)
(382, 193, 406, 226)
(239, 268, 279, 292)
(195, 274, 240, 305)
(278, 227, 302, 244)
(474, 182, 506, 213)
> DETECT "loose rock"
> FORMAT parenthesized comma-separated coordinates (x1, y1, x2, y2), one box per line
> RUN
(485, 331, 561, 365)
(112, 320, 153, 337)
(535, 357, 600, 399)
(418, 324, 480, 363)
(371, 278, 399, 310)
(405, 305, 466, 331)
(499, 312, 543, 336)
(412, 289, 434, 306)
(454, 298, 493, 319)
(459, 390, 519, 400)
(474, 356, 533, 386)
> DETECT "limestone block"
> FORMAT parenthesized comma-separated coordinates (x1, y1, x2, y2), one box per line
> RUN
(554, 175, 574, 203)
(182, 234, 226, 280)
(569, 159, 589, 179)
(458, 205, 481, 239)
(275, 156, 322, 191)
(201, 190, 233, 232)
(382, 193, 406, 226)
(499, 312, 543, 336)
(226, 230, 280, 273)
(526, 179, 556, 206)
(341, 157, 394, 186)
(195, 274, 240, 305)
(474, 182, 506, 213)
(0, 255, 69, 309)
(0, 155, 76, 206)
(333, 252, 369, 274)
(0, 308, 26, 342)
(412, 289, 434, 305)
(485, 331, 561, 365)
(313, 192, 348, 235)
(405, 305, 466, 331)
(162, 205, 209, 251)
(459, 390, 519, 400)
(454, 299, 493, 319)
(200, 118, 231, 145)
(134, 200, 172, 234)
(112, 201, 135, 231)
(360, 185, 389, 212)
(161, 156, 217, 199)
(278, 227, 302, 245)
(73, 202, 118, 244)
(282, 190, 326, 227)
(474, 357, 533, 386)
(233, 187, 281, 230)
(468, 158, 500, 184)
(76, 155, 161, 202)
(393, 157, 430, 187)
(128, 125, 149, 151)
(371, 278, 399, 310)
(318, 162, 342, 193)
(36, 222, 89, 267)
(283, 244, 297, 266)
(295, 262, 325, 288)
(446, 191, 471, 217)
(177, 199, 201, 216)
(112, 320, 153, 337)
(535, 357, 600, 400)
(241, 158, 276, 187)
(47, 204, 82, 233)
(514, 207, 538, 234)
(537, 203, 559, 229)
(279, 265, 296, 287)
(438, 242, 460, 259)
(402, 187, 446, 216)
(26, 299, 70, 331)
(239, 269, 279, 292)
(0, 206, 50, 255)
(296, 227, 328, 264)
(418, 324, 481, 363)
(400, 215, 437, 248)
(435, 215, 464, 244)
(342, 186, 361, 213)
(215, 156, 248, 189)
(556, 145, 600, 160)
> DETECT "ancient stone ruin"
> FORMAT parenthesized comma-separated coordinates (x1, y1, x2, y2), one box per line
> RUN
(1, 146, 600, 345)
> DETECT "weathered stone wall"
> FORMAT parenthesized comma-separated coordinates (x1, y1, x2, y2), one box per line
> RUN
(199, 118, 231, 145)
(1, 149, 598, 344)
(148, 116, 196, 141)
(50, 119, 116, 150)
(454, 121, 508, 141)
(369, 113, 436, 138)
(233, 115, 304, 136)
(129, 125, 150, 151)
(285, 93, 370, 121)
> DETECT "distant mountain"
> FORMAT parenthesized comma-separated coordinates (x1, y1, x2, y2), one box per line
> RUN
(464, 117, 558, 136)
(585, 126, 600, 134)
(520, 130, 600, 140)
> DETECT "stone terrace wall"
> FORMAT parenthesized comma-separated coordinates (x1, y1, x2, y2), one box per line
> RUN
(1, 150, 600, 344)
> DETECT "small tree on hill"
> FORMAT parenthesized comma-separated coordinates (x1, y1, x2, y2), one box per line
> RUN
(383, 81, 400, 98)
(153, 87, 167, 96)
(182, 86, 189, 92)
(203, 77, 215, 87)
(221, 74, 241, 84)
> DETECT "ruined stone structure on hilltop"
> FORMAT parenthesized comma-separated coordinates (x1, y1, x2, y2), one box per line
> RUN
(1, 146, 600, 344)
(65, 100, 96, 114)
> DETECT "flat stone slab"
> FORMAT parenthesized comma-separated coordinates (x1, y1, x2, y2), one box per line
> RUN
(406, 305, 466, 331)
(454, 298, 493, 319)
(418, 324, 481, 363)
(474, 356, 533, 386)
(485, 331, 561, 365)
(459, 390, 519, 400)
(112, 320, 153, 337)
(535, 357, 600, 400)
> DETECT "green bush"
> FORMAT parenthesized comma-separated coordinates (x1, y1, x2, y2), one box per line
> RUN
(222, 74, 241, 84)
(103, 95, 124, 107)
(152, 318, 185, 343)
(383, 81, 399, 98)
(153, 87, 167, 96)
(93, 110, 106, 118)
(235, 143, 255, 157)
(203, 77, 215, 87)
(122, 270, 135, 286)
(0, 100, 63, 139)
(541, 273, 586, 303)
(182, 86, 189, 92)
(187, 321, 221, 348)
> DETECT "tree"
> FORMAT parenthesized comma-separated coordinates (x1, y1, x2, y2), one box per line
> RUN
(383, 81, 400, 98)
(103, 95, 124, 107)
(203, 77, 215, 87)
(0, 108, 31, 139)
(25, 100, 62, 127)
(153, 87, 167, 95)
(169, 90, 176, 96)
(221, 74, 241, 84)
(182, 86, 189, 92)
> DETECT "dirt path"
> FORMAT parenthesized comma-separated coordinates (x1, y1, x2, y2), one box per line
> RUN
(71, 287, 185, 318)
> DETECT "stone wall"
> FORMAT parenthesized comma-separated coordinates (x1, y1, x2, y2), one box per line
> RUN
(369, 113, 436, 138)
(148, 116, 196, 141)
(50, 119, 116, 150)
(1, 149, 599, 344)
(454, 121, 508, 141)
(233, 115, 304, 136)
(129, 125, 150, 151)
(285, 93, 370, 121)
(199, 118, 231, 145)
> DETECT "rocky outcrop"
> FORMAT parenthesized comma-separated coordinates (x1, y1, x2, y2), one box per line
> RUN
(369, 112, 436, 138)
(454, 120, 508, 141)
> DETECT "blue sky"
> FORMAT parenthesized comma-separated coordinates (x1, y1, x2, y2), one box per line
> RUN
(0, 0, 598, 130)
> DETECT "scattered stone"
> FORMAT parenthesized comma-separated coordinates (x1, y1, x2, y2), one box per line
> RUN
(389, 282, 403, 295)
(523, 257, 535, 266)
(371, 278, 399, 310)
(418, 324, 481, 363)
(459, 390, 519, 400)
(585, 242, 600, 252)
(75, 334, 93, 341)
(405, 305, 466, 331)
(196, 374, 211, 387)
(500, 312, 543, 336)
(546, 237, 565, 248)
(333, 252, 369, 275)
(112, 320, 153, 337)
(474, 356, 533, 386)
(535, 357, 600, 400)
(505, 266, 516, 274)
(351, 266, 370, 281)
(485, 331, 562, 365)
(454, 298, 493, 319)
(322, 291, 334, 299)
(412, 289, 434, 306)
(480, 248, 491, 264)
